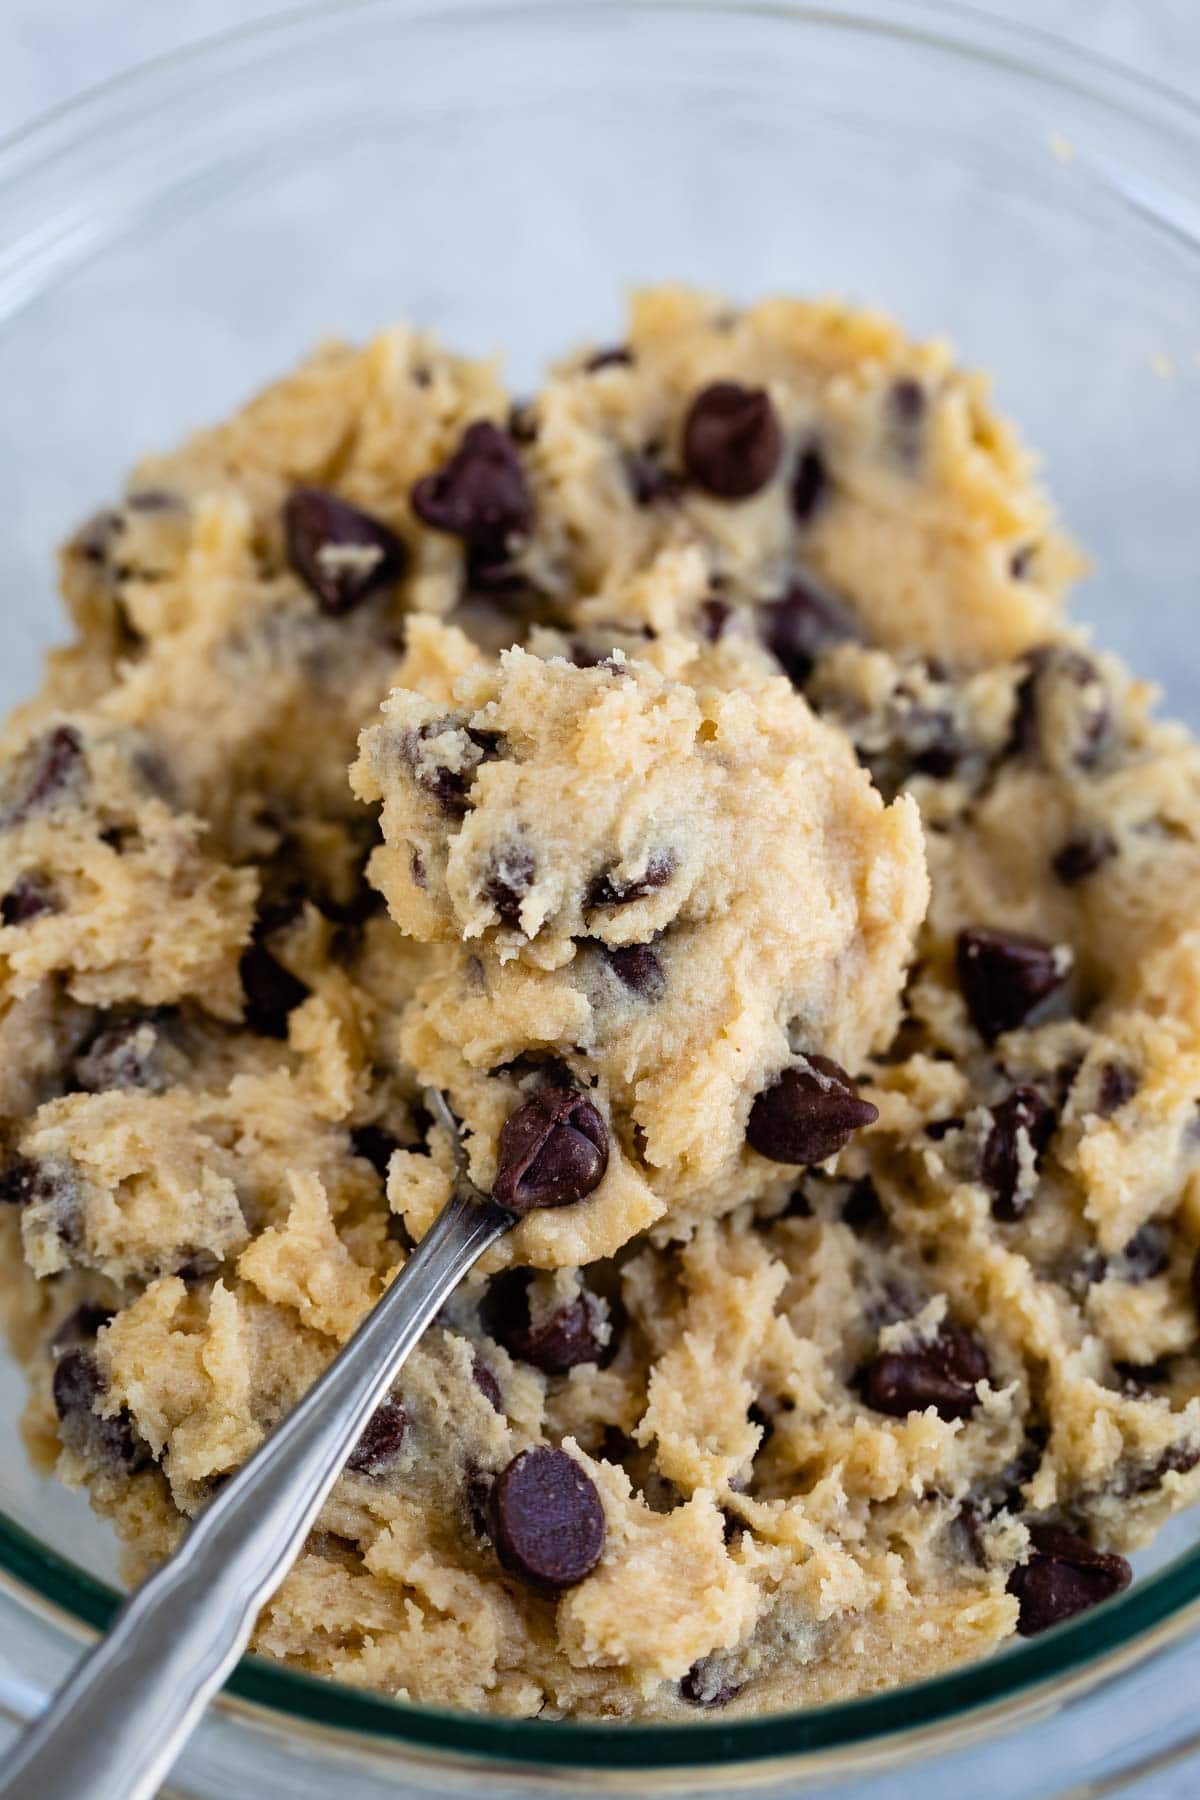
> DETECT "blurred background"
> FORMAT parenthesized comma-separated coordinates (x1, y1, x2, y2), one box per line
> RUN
(3, 0, 1198, 137)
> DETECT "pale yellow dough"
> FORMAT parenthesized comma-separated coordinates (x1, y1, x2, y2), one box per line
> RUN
(2, 287, 1200, 1722)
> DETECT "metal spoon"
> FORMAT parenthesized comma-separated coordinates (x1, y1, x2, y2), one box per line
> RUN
(0, 1090, 514, 1800)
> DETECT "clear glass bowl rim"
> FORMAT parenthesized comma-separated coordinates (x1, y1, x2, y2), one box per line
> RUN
(2, 0, 1200, 1776)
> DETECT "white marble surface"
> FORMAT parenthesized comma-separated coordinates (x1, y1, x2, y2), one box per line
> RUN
(0, 3, 1198, 1797)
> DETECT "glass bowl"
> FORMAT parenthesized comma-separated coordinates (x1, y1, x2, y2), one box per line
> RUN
(1, 2, 1200, 1793)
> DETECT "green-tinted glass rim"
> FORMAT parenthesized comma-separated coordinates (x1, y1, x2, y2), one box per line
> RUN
(5, 1508, 1200, 1769)
(1, 0, 1200, 1776)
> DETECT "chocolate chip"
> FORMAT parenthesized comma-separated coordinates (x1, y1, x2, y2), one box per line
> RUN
(680, 1659, 741, 1707)
(493, 1085, 609, 1214)
(411, 421, 532, 552)
(1053, 829, 1117, 886)
(568, 641, 622, 671)
(489, 1446, 606, 1592)
(1127, 1443, 1200, 1494)
(584, 345, 633, 372)
(1, 726, 86, 828)
(889, 378, 926, 426)
(925, 1117, 963, 1141)
(240, 940, 310, 1038)
(71, 509, 124, 565)
(841, 1177, 885, 1233)
(283, 488, 407, 615)
(747, 1056, 878, 1165)
(401, 720, 480, 819)
(864, 1324, 990, 1422)
(49, 1303, 115, 1354)
(761, 581, 858, 686)
(346, 1397, 408, 1474)
(956, 927, 1069, 1042)
(481, 1270, 609, 1373)
(1119, 1223, 1169, 1282)
(981, 1086, 1056, 1222)
(0, 1156, 63, 1209)
(0, 872, 57, 925)
(472, 1357, 504, 1412)
(73, 1011, 177, 1094)
(699, 598, 732, 642)
(624, 449, 685, 507)
(605, 943, 665, 1001)
(682, 383, 782, 500)
(125, 487, 180, 513)
(485, 842, 535, 926)
(790, 443, 828, 524)
(1096, 1061, 1138, 1119)
(52, 1347, 150, 1473)
(1010, 544, 1036, 580)
(586, 849, 676, 909)
(1013, 646, 1114, 770)
(1008, 1523, 1130, 1636)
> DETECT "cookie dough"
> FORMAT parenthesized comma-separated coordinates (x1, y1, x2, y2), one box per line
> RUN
(3, 287, 1200, 1721)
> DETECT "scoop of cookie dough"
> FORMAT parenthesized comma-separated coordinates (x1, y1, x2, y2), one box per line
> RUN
(352, 623, 927, 1258)
(6, 285, 1200, 1728)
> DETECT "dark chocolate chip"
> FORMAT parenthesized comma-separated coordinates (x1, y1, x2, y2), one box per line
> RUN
(1096, 1061, 1138, 1119)
(790, 443, 828, 524)
(52, 1347, 150, 1473)
(73, 1011, 177, 1094)
(605, 943, 665, 1001)
(841, 1177, 885, 1233)
(346, 1397, 408, 1474)
(1053, 829, 1117, 886)
(350, 1125, 401, 1180)
(125, 488, 180, 513)
(472, 1357, 504, 1412)
(925, 1117, 964, 1141)
(682, 383, 782, 500)
(1127, 1443, 1200, 1494)
(0, 1155, 65, 1209)
(680, 1659, 741, 1708)
(493, 1085, 609, 1214)
(981, 1086, 1056, 1222)
(283, 488, 407, 614)
(402, 721, 477, 819)
(71, 510, 124, 565)
(481, 1269, 609, 1373)
(1, 726, 86, 828)
(584, 345, 633, 372)
(889, 378, 926, 426)
(1012, 646, 1114, 770)
(624, 448, 685, 507)
(1119, 1223, 1169, 1282)
(0, 872, 57, 925)
(864, 1324, 991, 1422)
(485, 842, 536, 926)
(489, 1446, 606, 1592)
(240, 941, 310, 1038)
(761, 581, 858, 686)
(49, 1303, 115, 1354)
(747, 1056, 878, 1166)
(699, 597, 732, 642)
(1008, 1523, 1131, 1636)
(956, 927, 1069, 1042)
(411, 421, 532, 552)
(1010, 544, 1036, 580)
(586, 849, 676, 909)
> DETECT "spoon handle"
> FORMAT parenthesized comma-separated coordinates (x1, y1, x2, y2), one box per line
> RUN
(0, 1179, 512, 1800)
